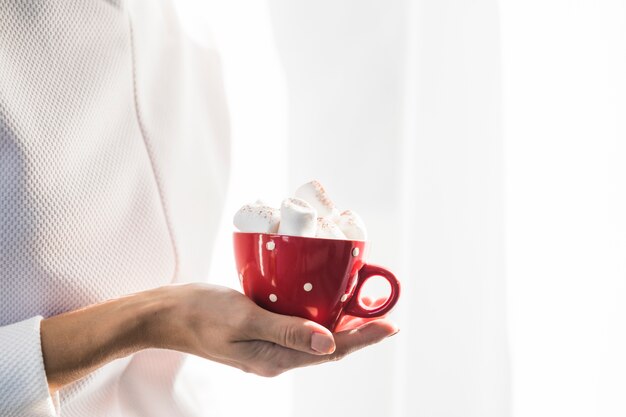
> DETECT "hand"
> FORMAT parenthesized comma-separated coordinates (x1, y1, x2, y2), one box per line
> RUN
(157, 284, 399, 377)
(334, 296, 393, 331)
(41, 284, 399, 393)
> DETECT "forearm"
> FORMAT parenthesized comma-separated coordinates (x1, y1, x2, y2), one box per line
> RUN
(37, 282, 394, 395)
(40, 287, 175, 393)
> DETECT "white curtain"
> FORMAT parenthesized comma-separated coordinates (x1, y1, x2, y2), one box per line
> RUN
(502, 2, 626, 416)
(174, 1, 626, 416)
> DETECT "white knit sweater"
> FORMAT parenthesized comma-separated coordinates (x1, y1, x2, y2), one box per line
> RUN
(0, 1, 229, 415)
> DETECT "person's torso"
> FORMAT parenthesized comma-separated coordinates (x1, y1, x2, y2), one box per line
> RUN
(0, 1, 229, 415)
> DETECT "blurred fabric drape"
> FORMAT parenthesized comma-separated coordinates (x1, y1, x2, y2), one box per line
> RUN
(175, 0, 626, 416)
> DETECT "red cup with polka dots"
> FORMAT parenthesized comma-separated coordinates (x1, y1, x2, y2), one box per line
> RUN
(233, 232, 401, 331)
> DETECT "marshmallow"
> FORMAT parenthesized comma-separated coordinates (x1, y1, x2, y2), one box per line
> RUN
(315, 217, 347, 239)
(234, 204, 280, 234)
(277, 198, 317, 237)
(295, 180, 340, 219)
(335, 210, 367, 241)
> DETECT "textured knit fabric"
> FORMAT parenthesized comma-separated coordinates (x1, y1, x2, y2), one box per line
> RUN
(0, 317, 59, 416)
(0, 0, 230, 416)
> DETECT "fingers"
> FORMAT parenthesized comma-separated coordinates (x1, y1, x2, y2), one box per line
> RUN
(361, 296, 387, 308)
(234, 319, 398, 377)
(330, 319, 398, 360)
(244, 307, 336, 355)
(334, 295, 391, 331)
(361, 296, 374, 306)
(335, 315, 368, 332)
(265, 319, 399, 372)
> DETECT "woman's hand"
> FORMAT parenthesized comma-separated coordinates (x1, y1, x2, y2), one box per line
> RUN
(41, 283, 398, 392)
(153, 284, 399, 377)
(334, 296, 393, 331)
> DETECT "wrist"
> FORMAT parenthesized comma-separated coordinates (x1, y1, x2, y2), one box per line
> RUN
(127, 286, 181, 351)
(41, 287, 177, 391)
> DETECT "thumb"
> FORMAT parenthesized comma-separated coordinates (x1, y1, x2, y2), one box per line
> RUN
(249, 309, 336, 355)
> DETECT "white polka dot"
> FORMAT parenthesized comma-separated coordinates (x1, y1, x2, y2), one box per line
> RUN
(352, 247, 360, 257)
(341, 294, 349, 302)
(303, 283, 313, 292)
(266, 241, 275, 250)
(269, 293, 278, 302)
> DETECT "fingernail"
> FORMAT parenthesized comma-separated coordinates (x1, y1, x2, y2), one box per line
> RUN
(311, 333, 335, 354)
(389, 327, 400, 337)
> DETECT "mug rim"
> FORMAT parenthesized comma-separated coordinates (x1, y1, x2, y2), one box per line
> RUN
(233, 231, 369, 244)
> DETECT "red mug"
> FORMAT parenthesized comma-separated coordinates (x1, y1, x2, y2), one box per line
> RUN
(233, 232, 401, 331)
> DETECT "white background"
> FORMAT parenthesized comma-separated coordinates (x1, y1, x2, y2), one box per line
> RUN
(174, 1, 626, 416)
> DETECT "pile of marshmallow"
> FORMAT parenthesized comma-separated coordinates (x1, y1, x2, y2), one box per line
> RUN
(233, 180, 367, 240)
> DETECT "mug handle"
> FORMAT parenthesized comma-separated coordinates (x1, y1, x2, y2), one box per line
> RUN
(343, 264, 401, 318)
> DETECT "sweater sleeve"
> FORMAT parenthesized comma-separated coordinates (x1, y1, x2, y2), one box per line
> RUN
(0, 316, 60, 417)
